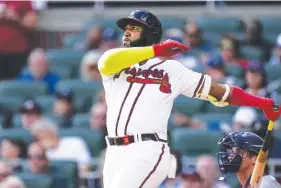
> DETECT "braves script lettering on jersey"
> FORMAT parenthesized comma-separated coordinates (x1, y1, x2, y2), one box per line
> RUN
(101, 57, 203, 188)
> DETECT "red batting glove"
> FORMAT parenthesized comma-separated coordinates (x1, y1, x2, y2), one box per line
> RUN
(152, 40, 189, 57)
(262, 99, 281, 121)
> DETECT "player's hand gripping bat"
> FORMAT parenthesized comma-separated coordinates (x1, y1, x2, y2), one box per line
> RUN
(250, 104, 280, 187)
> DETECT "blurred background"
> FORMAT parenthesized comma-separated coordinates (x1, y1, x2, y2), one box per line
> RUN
(0, 1, 281, 188)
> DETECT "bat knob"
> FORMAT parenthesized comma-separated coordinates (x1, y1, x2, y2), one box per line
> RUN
(273, 104, 280, 112)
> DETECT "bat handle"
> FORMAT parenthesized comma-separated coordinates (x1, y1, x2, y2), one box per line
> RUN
(273, 104, 280, 112)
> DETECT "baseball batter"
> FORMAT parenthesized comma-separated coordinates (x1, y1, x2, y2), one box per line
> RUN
(217, 132, 281, 188)
(98, 10, 281, 188)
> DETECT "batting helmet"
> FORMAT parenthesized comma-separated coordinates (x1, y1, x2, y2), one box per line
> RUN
(116, 9, 162, 47)
(216, 132, 264, 180)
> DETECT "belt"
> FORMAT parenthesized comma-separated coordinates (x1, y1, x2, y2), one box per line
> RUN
(106, 133, 167, 146)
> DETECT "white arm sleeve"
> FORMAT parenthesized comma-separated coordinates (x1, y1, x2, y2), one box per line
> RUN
(260, 175, 281, 188)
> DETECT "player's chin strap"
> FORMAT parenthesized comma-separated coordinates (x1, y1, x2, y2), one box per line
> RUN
(195, 75, 231, 107)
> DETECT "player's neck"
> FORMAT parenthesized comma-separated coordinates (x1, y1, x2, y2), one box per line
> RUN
(237, 166, 254, 187)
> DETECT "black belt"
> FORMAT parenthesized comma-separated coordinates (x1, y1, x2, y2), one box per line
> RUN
(106, 133, 167, 146)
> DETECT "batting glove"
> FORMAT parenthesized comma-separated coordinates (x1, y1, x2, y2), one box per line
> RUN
(152, 39, 189, 57)
(261, 99, 281, 121)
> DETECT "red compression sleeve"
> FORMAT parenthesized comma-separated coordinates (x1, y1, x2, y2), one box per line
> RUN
(230, 86, 273, 110)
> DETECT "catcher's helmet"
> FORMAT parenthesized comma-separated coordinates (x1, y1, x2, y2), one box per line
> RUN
(116, 9, 162, 47)
(216, 132, 263, 180)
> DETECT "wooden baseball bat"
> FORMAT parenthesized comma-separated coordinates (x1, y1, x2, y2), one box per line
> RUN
(250, 104, 280, 187)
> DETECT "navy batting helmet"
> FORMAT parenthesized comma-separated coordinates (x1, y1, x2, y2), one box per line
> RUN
(216, 132, 264, 180)
(116, 9, 162, 47)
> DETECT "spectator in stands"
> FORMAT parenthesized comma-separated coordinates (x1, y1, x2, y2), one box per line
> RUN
(76, 25, 104, 51)
(183, 23, 213, 63)
(241, 19, 272, 61)
(80, 50, 102, 82)
(52, 89, 75, 128)
(17, 48, 60, 94)
(27, 142, 49, 174)
(0, 105, 12, 129)
(196, 155, 230, 188)
(218, 34, 248, 68)
(31, 118, 91, 174)
(100, 27, 119, 50)
(0, 1, 38, 80)
(180, 165, 203, 188)
(268, 33, 281, 65)
(20, 99, 43, 129)
(244, 60, 272, 98)
(205, 57, 236, 85)
(90, 89, 107, 132)
(233, 107, 258, 132)
(0, 138, 27, 172)
(0, 161, 25, 188)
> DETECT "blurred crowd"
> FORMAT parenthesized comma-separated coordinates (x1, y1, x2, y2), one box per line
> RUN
(0, 1, 281, 188)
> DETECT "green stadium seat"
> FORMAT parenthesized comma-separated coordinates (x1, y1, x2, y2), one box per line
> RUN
(12, 114, 22, 128)
(83, 18, 118, 31)
(59, 128, 104, 157)
(265, 63, 281, 82)
(63, 33, 86, 49)
(72, 113, 90, 129)
(47, 49, 86, 68)
(0, 96, 24, 113)
(203, 32, 222, 46)
(241, 46, 265, 61)
(159, 17, 186, 30)
(50, 160, 79, 188)
(49, 64, 73, 79)
(0, 128, 33, 147)
(56, 79, 103, 103)
(225, 64, 244, 78)
(196, 17, 244, 33)
(192, 113, 233, 130)
(263, 31, 279, 44)
(35, 95, 55, 113)
(203, 103, 239, 114)
(170, 128, 222, 157)
(17, 174, 53, 188)
(0, 81, 48, 99)
(173, 95, 205, 116)
(258, 16, 281, 32)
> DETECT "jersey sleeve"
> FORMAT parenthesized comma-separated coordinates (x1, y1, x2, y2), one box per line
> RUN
(174, 61, 204, 98)
(260, 175, 281, 188)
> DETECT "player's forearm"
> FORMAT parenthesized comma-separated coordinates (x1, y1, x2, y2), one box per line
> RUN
(98, 47, 154, 75)
(229, 86, 272, 110)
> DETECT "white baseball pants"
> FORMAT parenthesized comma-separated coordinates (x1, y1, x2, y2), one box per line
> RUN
(103, 141, 173, 188)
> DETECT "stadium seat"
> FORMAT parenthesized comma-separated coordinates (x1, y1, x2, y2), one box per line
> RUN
(225, 64, 244, 78)
(56, 79, 103, 103)
(12, 114, 22, 128)
(263, 31, 279, 44)
(196, 17, 244, 33)
(35, 95, 55, 113)
(0, 81, 48, 99)
(173, 95, 205, 116)
(159, 17, 186, 30)
(0, 96, 24, 113)
(63, 33, 86, 49)
(59, 128, 104, 157)
(241, 46, 265, 61)
(83, 17, 118, 31)
(202, 32, 222, 46)
(203, 103, 239, 114)
(170, 128, 222, 157)
(50, 160, 79, 188)
(17, 174, 53, 188)
(49, 64, 73, 79)
(258, 16, 281, 32)
(72, 113, 90, 129)
(265, 63, 281, 82)
(47, 49, 86, 68)
(192, 113, 233, 130)
(0, 128, 33, 147)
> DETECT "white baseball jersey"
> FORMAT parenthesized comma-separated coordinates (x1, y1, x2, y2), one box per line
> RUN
(100, 57, 204, 137)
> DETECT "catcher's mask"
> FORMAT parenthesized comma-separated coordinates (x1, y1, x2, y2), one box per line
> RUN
(116, 9, 162, 47)
(216, 132, 263, 181)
